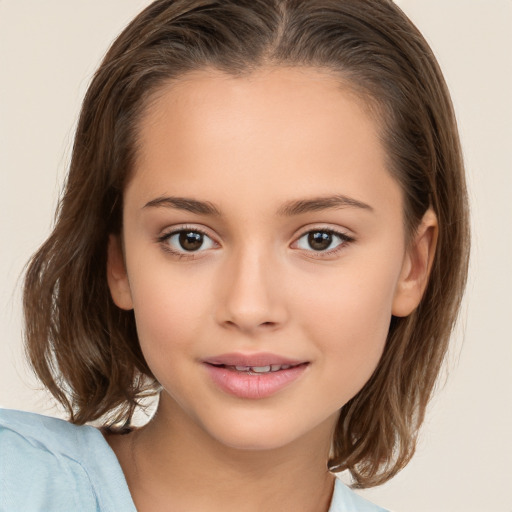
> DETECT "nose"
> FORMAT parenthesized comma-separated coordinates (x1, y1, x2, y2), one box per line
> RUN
(214, 246, 288, 334)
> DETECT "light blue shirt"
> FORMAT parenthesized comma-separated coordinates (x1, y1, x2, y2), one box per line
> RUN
(0, 409, 387, 511)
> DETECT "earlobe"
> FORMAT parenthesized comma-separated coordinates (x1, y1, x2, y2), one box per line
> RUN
(392, 209, 438, 317)
(107, 234, 134, 310)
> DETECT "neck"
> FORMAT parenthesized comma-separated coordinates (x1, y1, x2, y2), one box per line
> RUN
(109, 396, 337, 512)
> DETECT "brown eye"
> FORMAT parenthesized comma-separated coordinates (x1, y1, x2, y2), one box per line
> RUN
(163, 229, 216, 254)
(294, 229, 352, 254)
(307, 231, 333, 251)
(179, 231, 204, 251)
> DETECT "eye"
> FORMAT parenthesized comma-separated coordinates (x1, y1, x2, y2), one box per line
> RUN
(161, 229, 217, 254)
(295, 229, 352, 253)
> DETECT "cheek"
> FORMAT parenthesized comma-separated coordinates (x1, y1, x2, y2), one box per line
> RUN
(128, 263, 211, 356)
(295, 255, 402, 393)
(297, 254, 400, 335)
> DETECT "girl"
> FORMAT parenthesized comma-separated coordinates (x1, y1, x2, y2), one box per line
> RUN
(0, 1, 469, 511)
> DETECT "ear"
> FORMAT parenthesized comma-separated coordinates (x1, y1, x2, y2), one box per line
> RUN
(392, 209, 438, 317)
(107, 234, 133, 310)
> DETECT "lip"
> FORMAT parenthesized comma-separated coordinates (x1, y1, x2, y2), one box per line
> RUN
(203, 352, 309, 400)
(203, 352, 305, 367)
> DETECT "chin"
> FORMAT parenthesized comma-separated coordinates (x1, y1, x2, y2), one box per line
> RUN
(198, 409, 337, 454)
(212, 426, 301, 452)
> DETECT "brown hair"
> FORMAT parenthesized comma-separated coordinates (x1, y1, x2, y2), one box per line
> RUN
(23, 0, 469, 488)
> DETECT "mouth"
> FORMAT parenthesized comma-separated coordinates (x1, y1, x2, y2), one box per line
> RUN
(202, 354, 309, 399)
(203, 352, 307, 368)
(206, 362, 305, 375)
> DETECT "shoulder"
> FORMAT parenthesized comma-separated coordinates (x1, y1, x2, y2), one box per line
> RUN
(329, 478, 390, 512)
(0, 409, 135, 512)
(0, 407, 99, 456)
(0, 408, 99, 510)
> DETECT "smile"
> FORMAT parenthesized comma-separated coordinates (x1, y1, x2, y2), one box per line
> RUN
(214, 364, 296, 374)
(203, 354, 309, 399)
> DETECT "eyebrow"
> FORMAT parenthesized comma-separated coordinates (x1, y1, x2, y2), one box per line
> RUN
(143, 194, 373, 216)
(143, 196, 221, 216)
(277, 195, 373, 216)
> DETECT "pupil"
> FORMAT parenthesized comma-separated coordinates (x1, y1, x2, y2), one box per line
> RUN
(179, 231, 203, 251)
(308, 231, 332, 251)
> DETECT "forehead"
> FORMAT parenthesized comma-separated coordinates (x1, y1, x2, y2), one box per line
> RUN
(128, 66, 400, 215)
(138, 66, 378, 159)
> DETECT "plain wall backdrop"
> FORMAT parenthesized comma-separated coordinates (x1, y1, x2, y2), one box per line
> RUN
(1, 1, 511, 511)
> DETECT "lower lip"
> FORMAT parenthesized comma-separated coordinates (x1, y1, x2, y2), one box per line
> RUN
(204, 364, 308, 399)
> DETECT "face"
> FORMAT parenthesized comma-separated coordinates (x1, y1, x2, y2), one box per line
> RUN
(108, 67, 435, 452)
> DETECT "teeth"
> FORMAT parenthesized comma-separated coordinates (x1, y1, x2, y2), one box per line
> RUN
(230, 364, 295, 373)
(251, 365, 271, 373)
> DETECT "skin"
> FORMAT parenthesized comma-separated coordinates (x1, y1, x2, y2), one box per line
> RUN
(107, 66, 437, 512)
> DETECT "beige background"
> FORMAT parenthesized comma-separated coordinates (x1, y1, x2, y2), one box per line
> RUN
(1, 1, 511, 511)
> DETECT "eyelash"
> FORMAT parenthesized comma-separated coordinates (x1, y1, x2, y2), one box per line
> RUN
(157, 225, 216, 259)
(157, 226, 355, 259)
(293, 228, 355, 258)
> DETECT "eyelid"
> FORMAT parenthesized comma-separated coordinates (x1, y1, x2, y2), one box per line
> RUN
(290, 225, 355, 257)
(292, 223, 355, 240)
(157, 224, 220, 258)
(158, 223, 217, 238)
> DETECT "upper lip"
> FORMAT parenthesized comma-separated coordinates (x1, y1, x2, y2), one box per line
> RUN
(203, 352, 307, 367)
